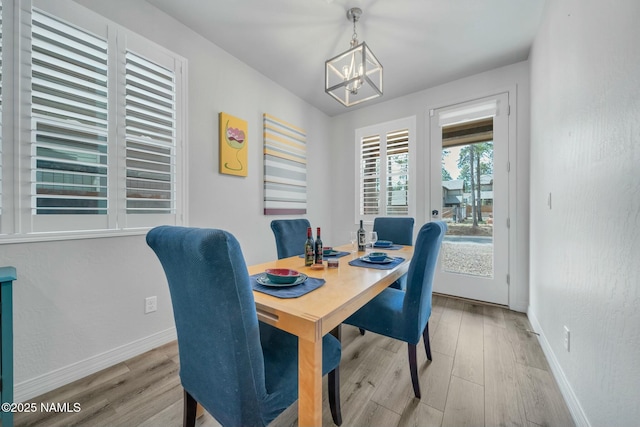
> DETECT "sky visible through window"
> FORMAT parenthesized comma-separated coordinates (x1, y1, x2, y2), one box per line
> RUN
(443, 146, 462, 179)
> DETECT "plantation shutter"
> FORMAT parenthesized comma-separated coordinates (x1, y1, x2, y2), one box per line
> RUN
(31, 10, 109, 216)
(385, 129, 409, 215)
(360, 134, 380, 216)
(359, 128, 410, 218)
(124, 51, 176, 218)
(1, 2, 185, 236)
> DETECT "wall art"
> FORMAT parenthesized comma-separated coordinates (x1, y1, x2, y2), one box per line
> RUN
(263, 113, 307, 215)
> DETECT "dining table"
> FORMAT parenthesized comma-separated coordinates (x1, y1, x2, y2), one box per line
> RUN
(247, 243, 414, 427)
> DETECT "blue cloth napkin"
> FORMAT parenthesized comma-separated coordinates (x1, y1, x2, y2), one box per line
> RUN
(250, 273, 325, 298)
(374, 243, 404, 250)
(348, 256, 406, 270)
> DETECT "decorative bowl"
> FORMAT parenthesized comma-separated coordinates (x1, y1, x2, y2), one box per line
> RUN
(368, 252, 388, 262)
(323, 247, 334, 256)
(265, 268, 301, 284)
(375, 240, 393, 247)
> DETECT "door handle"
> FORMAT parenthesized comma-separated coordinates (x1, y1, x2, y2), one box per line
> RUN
(432, 209, 439, 218)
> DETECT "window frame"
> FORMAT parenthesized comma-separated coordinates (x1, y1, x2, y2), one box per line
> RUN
(0, 0, 187, 242)
(354, 116, 416, 225)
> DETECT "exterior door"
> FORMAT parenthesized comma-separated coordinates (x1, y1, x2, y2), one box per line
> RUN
(429, 93, 509, 305)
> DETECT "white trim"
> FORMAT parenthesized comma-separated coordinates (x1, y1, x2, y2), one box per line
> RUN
(14, 327, 177, 402)
(506, 85, 523, 311)
(0, 227, 151, 245)
(527, 309, 591, 427)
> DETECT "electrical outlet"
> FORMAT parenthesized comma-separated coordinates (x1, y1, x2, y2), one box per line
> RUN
(563, 326, 570, 351)
(145, 296, 157, 314)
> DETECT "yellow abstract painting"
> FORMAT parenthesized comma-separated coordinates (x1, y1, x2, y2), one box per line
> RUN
(219, 112, 248, 176)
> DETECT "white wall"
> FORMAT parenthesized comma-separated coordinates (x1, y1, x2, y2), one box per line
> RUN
(528, 0, 640, 425)
(5, 0, 333, 401)
(327, 61, 531, 311)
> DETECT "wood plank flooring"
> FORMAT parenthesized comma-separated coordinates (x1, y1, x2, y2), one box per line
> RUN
(14, 295, 575, 427)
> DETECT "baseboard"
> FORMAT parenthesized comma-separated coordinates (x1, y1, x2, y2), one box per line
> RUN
(527, 308, 591, 427)
(509, 300, 528, 313)
(15, 327, 177, 402)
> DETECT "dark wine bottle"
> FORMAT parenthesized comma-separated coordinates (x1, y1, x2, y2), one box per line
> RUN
(314, 227, 323, 264)
(357, 220, 366, 252)
(304, 227, 314, 266)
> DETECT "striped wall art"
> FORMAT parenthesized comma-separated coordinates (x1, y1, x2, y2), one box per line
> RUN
(263, 113, 307, 215)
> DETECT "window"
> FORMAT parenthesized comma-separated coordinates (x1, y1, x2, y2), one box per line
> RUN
(0, 1, 186, 239)
(355, 117, 416, 223)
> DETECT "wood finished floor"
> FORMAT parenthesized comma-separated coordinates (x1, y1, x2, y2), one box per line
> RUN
(15, 295, 575, 427)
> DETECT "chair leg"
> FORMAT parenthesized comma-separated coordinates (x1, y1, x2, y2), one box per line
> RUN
(328, 368, 342, 426)
(359, 328, 366, 335)
(408, 344, 421, 399)
(330, 325, 342, 341)
(423, 322, 432, 361)
(183, 389, 197, 427)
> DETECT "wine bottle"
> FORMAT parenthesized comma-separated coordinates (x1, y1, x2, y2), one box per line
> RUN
(314, 227, 323, 264)
(304, 227, 314, 266)
(357, 220, 366, 252)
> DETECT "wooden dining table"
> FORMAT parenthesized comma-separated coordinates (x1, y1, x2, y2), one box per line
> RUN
(247, 243, 414, 427)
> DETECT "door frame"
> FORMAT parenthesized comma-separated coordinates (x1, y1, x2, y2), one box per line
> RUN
(426, 87, 519, 308)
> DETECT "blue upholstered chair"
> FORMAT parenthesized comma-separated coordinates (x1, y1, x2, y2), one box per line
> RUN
(147, 226, 342, 427)
(344, 221, 446, 399)
(373, 217, 415, 246)
(373, 217, 415, 290)
(270, 219, 310, 259)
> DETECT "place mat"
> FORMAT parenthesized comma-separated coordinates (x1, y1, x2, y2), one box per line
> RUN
(322, 250, 350, 258)
(250, 273, 325, 298)
(373, 244, 404, 250)
(298, 251, 350, 259)
(348, 256, 406, 270)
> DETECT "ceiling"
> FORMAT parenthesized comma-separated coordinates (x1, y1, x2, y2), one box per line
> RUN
(146, 0, 546, 117)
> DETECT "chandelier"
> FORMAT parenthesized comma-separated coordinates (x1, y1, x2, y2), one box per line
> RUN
(325, 7, 383, 107)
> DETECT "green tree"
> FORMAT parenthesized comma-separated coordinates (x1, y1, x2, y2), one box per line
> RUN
(457, 142, 493, 226)
(441, 149, 452, 181)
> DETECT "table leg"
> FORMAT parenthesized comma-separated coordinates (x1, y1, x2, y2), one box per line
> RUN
(298, 337, 322, 427)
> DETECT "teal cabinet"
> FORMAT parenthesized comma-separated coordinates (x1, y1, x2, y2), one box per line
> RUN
(0, 267, 16, 427)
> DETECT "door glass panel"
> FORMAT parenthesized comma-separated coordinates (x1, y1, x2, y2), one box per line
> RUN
(440, 117, 494, 278)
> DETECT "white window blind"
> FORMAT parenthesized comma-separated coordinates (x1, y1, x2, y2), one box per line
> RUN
(438, 100, 497, 127)
(356, 116, 415, 223)
(125, 51, 176, 215)
(385, 129, 409, 215)
(360, 134, 380, 215)
(31, 10, 109, 215)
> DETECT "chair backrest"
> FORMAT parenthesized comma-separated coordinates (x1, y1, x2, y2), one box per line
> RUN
(373, 217, 415, 245)
(146, 226, 268, 427)
(270, 218, 311, 259)
(403, 221, 447, 341)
